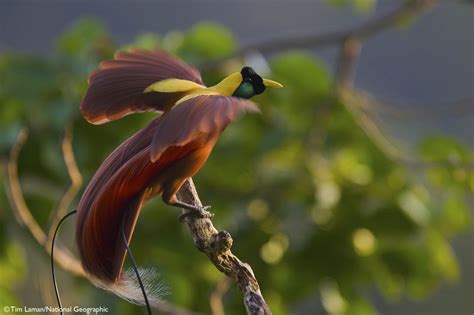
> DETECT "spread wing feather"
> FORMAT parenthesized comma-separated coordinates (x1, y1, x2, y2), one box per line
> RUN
(150, 95, 260, 161)
(80, 50, 203, 124)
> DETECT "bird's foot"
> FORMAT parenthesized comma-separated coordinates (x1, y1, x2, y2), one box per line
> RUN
(178, 205, 214, 222)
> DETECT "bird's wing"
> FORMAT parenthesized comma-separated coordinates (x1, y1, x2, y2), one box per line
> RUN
(150, 95, 260, 162)
(80, 50, 203, 125)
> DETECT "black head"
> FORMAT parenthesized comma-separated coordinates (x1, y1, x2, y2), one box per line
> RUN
(241, 67, 266, 94)
(232, 67, 266, 99)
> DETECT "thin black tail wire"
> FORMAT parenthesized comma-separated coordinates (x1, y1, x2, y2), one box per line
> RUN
(51, 210, 77, 315)
(51, 210, 152, 315)
(121, 213, 152, 315)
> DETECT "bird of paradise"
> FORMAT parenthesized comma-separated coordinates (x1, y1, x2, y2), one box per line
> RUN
(64, 50, 282, 308)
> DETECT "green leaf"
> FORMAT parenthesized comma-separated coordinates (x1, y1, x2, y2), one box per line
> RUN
(439, 190, 472, 233)
(181, 22, 236, 59)
(398, 189, 431, 227)
(58, 18, 111, 56)
(419, 135, 471, 163)
(426, 230, 459, 282)
(271, 52, 330, 97)
(122, 32, 161, 51)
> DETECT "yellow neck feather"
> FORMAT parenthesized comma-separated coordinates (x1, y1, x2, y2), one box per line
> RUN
(208, 72, 243, 96)
(144, 72, 244, 106)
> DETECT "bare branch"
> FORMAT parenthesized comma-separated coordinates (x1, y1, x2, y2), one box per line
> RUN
(336, 89, 474, 169)
(332, 34, 407, 162)
(338, 89, 410, 161)
(328, 1, 471, 169)
(200, 0, 436, 70)
(4, 128, 85, 277)
(351, 97, 474, 119)
(6, 128, 46, 244)
(334, 35, 473, 169)
(335, 36, 362, 88)
(47, 125, 83, 244)
(177, 179, 272, 315)
(210, 276, 232, 315)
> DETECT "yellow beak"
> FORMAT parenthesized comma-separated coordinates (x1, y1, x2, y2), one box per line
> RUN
(263, 78, 283, 88)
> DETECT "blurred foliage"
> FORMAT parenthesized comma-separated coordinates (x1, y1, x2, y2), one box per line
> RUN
(0, 17, 472, 315)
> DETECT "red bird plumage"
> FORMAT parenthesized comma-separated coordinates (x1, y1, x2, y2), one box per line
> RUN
(75, 50, 265, 305)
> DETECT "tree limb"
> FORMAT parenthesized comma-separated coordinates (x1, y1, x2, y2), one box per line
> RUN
(4, 128, 85, 277)
(200, 0, 436, 70)
(210, 276, 232, 315)
(177, 179, 272, 315)
(46, 125, 83, 246)
(331, 2, 472, 169)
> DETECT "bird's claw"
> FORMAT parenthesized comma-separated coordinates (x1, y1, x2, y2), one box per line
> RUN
(178, 205, 214, 222)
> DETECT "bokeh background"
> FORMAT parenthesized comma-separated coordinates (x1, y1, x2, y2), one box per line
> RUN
(0, 1, 472, 314)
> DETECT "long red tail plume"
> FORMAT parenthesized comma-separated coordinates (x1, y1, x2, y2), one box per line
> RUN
(74, 116, 203, 306)
(75, 118, 165, 305)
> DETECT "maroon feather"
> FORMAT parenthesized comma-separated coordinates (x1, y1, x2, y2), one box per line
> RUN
(150, 95, 260, 161)
(80, 50, 203, 124)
